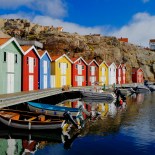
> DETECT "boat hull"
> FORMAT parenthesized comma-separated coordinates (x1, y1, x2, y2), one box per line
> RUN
(28, 102, 79, 117)
(0, 116, 62, 130)
(81, 90, 116, 102)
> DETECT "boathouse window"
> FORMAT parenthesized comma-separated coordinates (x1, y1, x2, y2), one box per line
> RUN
(4, 52, 6, 62)
(76, 64, 78, 69)
(15, 54, 18, 63)
(34, 58, 36, 66)
(59, 62, 61, 68)
(82, 66, 84, 70)
(66, 63, 68, 68)
(27, 57, 29, 65)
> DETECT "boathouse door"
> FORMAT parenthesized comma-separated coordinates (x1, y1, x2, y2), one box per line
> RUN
(43, 60, 48, 89)
(7, 52, 14, 93)
(43, 75, 47, 89)
(28, 57, 34, 90)
(90, 76, 96, 85)
(29, 75, 34, 91)
(77, 76, 83, 86)
(51, 75, 55, 88)
(61, 76, 66, 86)
(7, 73, 14, 93)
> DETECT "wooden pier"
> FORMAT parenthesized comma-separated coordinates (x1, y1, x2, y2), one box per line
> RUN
(0, 83, 141, 109)
(0, 88, 74, 108)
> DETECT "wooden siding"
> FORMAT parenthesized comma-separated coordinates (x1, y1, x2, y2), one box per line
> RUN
(72, 58, 87, 87)
(22, 49, 39, 91)
(39, 53, 51, 89)
(87, 61, 99, 86)
(51, 56, 72, 88)
(99, 62, 108, 86)
(0, 41, 22, 94)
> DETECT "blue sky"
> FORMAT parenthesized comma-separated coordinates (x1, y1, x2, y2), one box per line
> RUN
(0, 0, 155, 47)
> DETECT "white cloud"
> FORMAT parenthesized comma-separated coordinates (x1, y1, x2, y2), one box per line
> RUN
(142, 0, 150, 3)
(33, 15, 105, 35)
(108, 12, 155, 47)
(1, 11, 154, 47)
(33, 0, 67, 18)
(0, 0, 67, 18)
(0, 13, 106, 35)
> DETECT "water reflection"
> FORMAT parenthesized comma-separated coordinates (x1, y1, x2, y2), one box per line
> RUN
(0, 93, 155, 155)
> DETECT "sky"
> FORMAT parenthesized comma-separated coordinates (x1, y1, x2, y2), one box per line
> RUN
(0, 0, 155, 47)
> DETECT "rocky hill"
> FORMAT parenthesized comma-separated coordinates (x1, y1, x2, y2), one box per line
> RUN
(0, 18, 154, 82)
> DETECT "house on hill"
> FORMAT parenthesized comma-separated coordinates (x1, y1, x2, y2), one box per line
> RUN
(149, 39, 155, 50)
(0, 37, 24, 94)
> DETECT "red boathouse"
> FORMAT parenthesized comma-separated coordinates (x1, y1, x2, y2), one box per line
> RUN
(132, 67, 144, 83)
(71, 57, 88, 87)
(86, 59, 99, 86)
(22, 45, 40, 91)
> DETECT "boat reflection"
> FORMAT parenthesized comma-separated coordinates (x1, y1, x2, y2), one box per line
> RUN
(0, 94, 146, 153)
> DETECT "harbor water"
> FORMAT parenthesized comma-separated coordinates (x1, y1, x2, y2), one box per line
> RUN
(0, 92, 155, 155)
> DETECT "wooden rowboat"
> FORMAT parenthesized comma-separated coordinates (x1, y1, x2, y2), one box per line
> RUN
(0, 109, 64, 130)
(27, 102, 79, 117)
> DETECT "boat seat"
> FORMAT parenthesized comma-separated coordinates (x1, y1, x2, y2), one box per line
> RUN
(27, 117, 37, 121)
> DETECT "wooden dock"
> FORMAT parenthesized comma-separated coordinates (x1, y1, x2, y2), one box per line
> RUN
(0, 88, 67, 108)
(0, 83, 141, 109)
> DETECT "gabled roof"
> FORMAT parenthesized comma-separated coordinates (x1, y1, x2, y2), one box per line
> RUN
(87, 59, 99, 66)
(0, 38, 10, 45)
(38, 50, 52, 62)
(99, 61, 108, 67)
(21, 45, 32, 52)
(116, 64, 122, 68)
(132, 67, 143, 73)
(71, 57, 88, 65)
(21, 45, 40, 58)
(107, 62, 117, 68)
(50, 54, 73, 63)
(0, 37, 24, 55)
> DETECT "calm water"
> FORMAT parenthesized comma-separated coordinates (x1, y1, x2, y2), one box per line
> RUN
(0, 92, 155, 155)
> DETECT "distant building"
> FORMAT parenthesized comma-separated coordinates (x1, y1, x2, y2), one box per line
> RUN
(132, 67, 144, 83)
(118, 37, 128, 43)
(57, 27, 63, 32)
(149, 39, 155, 50)
(16, 38, 43, 49)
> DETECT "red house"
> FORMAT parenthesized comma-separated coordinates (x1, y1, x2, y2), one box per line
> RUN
(86, 59, 99, 86)
(71, 57, 88, 87)
(116, 64, 126, 84)
(21, 45, 40, 91)
(132, 67, 144, 83)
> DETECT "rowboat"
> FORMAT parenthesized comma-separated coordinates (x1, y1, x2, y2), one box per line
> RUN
(0, 109, 64, 130)
(80, 89, 116, 102)
(27, 102, 80, 117)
